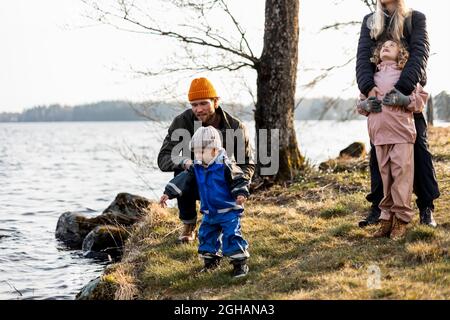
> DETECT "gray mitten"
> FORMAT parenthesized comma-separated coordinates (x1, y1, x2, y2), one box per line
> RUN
(360, 96, 382, 113)
(382, 88, 411, 107)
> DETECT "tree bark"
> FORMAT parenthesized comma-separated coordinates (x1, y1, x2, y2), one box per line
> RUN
(427, 95, 434, 126)
(255, 0, 305, 182)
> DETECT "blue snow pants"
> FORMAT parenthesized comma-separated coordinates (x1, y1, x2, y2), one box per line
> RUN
(198, 212, 249, 258)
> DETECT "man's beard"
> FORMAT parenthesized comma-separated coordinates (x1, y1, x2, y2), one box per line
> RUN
(197, 112, 216, 125)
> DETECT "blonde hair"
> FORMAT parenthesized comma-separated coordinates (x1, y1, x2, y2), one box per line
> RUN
(371, 40, 409, 69)
(370, 0, 412, 42)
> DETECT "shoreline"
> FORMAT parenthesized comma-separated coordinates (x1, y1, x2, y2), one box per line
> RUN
(77, 126, 450, 300)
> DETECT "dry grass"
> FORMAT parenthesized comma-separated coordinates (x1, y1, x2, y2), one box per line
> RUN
(406, 241, 447, 263)
(97, 127, 450, 300)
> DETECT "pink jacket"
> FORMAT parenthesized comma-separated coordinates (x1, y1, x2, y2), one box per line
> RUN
(357, 60, 428, 146)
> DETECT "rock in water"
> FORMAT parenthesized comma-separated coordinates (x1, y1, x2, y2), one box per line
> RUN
(101, 193, 152, 222)
(76, 277, 101, 300)
(55, 212, 99, 249)
(87, 193, 153, 228)
(56, 193, 152, 249)
(339, 142, 366, 159)
(82, 225, 129, 260)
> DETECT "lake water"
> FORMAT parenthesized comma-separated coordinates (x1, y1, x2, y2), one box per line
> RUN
(0, 119, 447, 299)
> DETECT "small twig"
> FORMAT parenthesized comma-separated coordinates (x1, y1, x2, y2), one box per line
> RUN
(5, 280, 23, 297)
(161, 225, 183, 240)
(318, 183, 333, 192)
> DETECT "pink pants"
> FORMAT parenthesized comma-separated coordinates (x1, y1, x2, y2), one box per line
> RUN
(375, 143, 414, 223)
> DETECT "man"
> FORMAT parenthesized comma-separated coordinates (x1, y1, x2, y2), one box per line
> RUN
(157, 77, 255, 243)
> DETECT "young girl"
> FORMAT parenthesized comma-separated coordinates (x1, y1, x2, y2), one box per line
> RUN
(357, 39, 428, 240)
(160, 126, 250, 277)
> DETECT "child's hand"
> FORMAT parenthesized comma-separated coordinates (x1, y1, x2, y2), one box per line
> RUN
(160, 194, 169, 208)
(183, 159, 193, 170)
(360, 96, 382, 113)
(236, 195, 247, 206)
(382, 88, 411, 107)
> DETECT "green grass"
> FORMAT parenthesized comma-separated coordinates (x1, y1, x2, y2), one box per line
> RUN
(406, 225, 438, 243)
(96, 127, 450, 300)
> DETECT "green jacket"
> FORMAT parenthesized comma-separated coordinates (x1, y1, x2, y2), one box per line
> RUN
(157, 107, 255, 181)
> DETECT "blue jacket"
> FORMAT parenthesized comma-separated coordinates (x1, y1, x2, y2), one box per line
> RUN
(164, 149, 250, 222)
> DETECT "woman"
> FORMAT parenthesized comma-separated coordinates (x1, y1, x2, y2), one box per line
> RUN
(356, 0, 440, 228)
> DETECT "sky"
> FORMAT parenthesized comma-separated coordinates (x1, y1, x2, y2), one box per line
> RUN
(0, 0, 449, 112)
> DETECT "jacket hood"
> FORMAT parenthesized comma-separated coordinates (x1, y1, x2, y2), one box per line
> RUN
(193, 148, 227, 167)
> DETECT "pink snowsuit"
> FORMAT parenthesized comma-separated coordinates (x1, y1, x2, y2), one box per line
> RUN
(357, 60, 428, 223)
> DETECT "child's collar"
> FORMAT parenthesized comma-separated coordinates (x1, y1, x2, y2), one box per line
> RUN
(377, 60, 400, 70)
(194, 148, 227, 168)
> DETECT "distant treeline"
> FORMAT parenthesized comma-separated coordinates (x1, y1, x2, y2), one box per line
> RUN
(0, 101, 185, 122)
(1, 91, 449, 122)
(295, 91, 450, 121)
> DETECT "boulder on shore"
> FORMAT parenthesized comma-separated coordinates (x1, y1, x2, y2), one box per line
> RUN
(319, 142, 368, 173)
(82, 225, 129, 260)
(55, 211, 99, 249)
(56, 193, 152, 250)
(101, 192, 153, 222)
(75, 265, 120, 300)
(339, 142, 366, 159)
(76, 276, 116, 300)
(76, 277, 102, 300)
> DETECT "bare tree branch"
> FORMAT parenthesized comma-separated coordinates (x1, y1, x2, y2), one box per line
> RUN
(131, 61, 251, 77)
(301, 56, 355, 91)
(295, 55, 355, 111)
(297, 0, 374, 113)
(321, 21, 360, 31)
(363, 0, 377, 12)
(82, 0, 258, 67)
(217, 0, 256, 60)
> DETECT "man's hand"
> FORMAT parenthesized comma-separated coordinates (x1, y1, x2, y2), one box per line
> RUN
(160, 194, 169, 208)
(236, 195, 247, 206)
(382, 88, 411, 107)
(360, 96, 383, 113)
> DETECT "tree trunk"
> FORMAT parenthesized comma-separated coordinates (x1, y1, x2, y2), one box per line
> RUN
(427, 95, 434, 126)
(255, 0, 305, 182)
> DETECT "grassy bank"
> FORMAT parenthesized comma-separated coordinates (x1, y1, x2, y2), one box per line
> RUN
(95, 126, 449, 300)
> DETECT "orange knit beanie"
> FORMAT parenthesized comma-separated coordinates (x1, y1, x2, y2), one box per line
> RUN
(188, 78, 218, 101)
